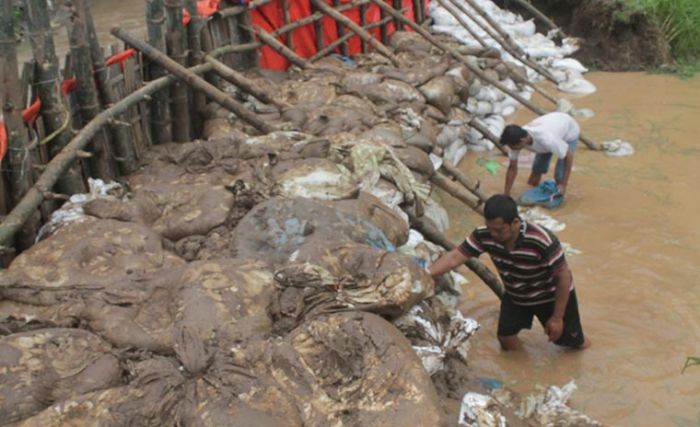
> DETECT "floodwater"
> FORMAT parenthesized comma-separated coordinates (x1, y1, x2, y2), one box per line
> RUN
(442, 72, 700, 426)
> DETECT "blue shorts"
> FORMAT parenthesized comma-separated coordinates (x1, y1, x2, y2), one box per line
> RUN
(532, 138, 578, 183)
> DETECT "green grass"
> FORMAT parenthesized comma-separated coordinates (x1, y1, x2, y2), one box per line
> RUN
(627, 0, 700, 60)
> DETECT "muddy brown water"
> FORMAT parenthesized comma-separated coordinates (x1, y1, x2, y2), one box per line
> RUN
(440, 72, 700, 426)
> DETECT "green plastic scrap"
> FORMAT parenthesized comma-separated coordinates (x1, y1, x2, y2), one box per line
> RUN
(476, 157, 502, 175)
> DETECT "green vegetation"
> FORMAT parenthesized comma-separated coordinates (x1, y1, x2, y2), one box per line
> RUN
(681, 356, 700, 374)
(628, 0, 700, 61)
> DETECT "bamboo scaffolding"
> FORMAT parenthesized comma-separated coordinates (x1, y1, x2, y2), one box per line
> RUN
(440, 160, 488, 203)
(67, 1, 117, 180)
(81, 0, 137, 174)
(146, 0, 172, 143)
(311, 0, 400, 66)
(430, 172, 484, 215)
(332, 0, 349, 57)
(112, 27, 275, 134)
(24, 0, 86, 194)
(204, 55, 289, 109)
(443, 0, 558, 85)
(1, 0, 40, 249)
(369, 0, 601, 150)
(251, 25, 316, 70)
(309, 14, 396, 62)
(164, 0, 192, 141)
(185, 0, 205, 135)
(408, 212, 504, 299)
(0, 61, 217, 252)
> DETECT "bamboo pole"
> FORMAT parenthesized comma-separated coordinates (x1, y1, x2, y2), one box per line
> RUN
(407, 212, 504, 299)
(311, 0, 400, 66)
(185, 0, 205, 136)
(508, 0, 562, 34)
(80, 0, 137, 174)
(359, 3, 367, 53)
(439, 0, 559, 104)
(440, 160, 488, 203)
(430, 172, 484, 215)
(369, 0, 601, 150)
(250, 25, 315, 70)
(309, 14, 395, 62)
(67, 0, 117, 180)
(204, 55, 289, 109)
(1, 0, 40, 249)
(469, 118, 508, 155)
(332, 0, 349, 57)
(146, 0, 172, 144)
(0, 42, 254, 250)
(450, 0, 559, 84)
(280, 0, 294, 50)
(25, 0, 86, 194)
(112, 27, 275, 134)
(164, 0, 191, 142)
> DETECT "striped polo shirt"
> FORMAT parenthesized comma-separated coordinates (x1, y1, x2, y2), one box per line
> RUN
(458, 220, 571, 306)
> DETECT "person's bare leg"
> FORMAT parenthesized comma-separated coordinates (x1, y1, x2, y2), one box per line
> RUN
(498, 335, 523, 351)
(527, 172, 542, 186)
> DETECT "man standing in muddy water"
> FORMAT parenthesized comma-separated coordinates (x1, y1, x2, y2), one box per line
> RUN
(500, 112, 580, 198)
(428, 194, 590, 351)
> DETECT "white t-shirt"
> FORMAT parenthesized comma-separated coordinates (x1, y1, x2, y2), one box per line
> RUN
(508, 112, 580, 161)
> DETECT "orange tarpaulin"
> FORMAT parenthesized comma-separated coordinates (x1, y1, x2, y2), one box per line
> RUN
(183, 0, 222, 25)
(249, 0, 425, 69)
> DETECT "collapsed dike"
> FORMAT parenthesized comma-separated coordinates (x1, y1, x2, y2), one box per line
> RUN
(0, 1, 605, 425)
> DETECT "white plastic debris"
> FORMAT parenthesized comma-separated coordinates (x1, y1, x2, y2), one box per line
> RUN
(602, 139, 635, 157)
(458, 392, 507, 427)
(520, 208, 566, 232)
(518, 381, 603, 426)
(35, 178, 126, 242)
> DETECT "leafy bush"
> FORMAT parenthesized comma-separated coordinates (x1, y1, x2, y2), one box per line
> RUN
(631, 0, 700, 60)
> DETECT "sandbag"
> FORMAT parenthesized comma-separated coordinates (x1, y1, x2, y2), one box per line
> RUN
(420, 76, 457, 116)
(266, 312, 447, 426)
(270, 158, 359, 200)
(0, 328, 122, 424)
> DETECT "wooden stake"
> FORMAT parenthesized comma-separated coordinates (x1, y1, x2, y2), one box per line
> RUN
(146, 0, 172, 144)
(112, 27, 276, 134)
(440, 160, 488, 203)
(67, 0, 117, 180)
(311, 0, 400, 66)
(407, 212, 504, 299)
(204, 55, 289, 109)
(185, 0, 205, 136)
(431, 172, 484, 215)
(251, 25, 315, 70)
(164, 0, 192, 142)
(81, 0, 137, 174)
(369, 0, 601, 150)
(25, 0, 86, 194)
(1, 0, 40, 249)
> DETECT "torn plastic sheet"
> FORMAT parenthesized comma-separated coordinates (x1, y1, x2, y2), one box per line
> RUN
(602, 139, 635, 157)
(518, 381, 603, 426)
(35, 178, 126, 242)
(458, 392, 507, 427)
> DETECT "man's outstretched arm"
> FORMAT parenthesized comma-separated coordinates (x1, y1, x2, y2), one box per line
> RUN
(428, 248, 471, 277)
(504, 159, 518, 196)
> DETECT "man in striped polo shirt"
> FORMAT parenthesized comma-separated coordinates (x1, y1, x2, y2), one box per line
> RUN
(429, 194, 590, 351)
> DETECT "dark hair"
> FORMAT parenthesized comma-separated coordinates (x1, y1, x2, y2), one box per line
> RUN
(484, 194, 519, 223)
(500, 124, 528, 147)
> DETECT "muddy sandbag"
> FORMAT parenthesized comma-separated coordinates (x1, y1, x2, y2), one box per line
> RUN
(280, 77, 337, 108)
(360, 79, 426, 106)
(389, 30, 433, 54)
(270, 241, 434, 330)
(419, 76, 457, 116)
(340, 72, 384, 93)
(303, 104, 376, 136)
(270, 158, 359, 200)
(232, 197, 406, 267)
(0, 218, 182, 305)
(393, 145, 435, 177)
(80, 259, 275, 352)
(0, 328, 121, 424)
(266, 311, 446, 426)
